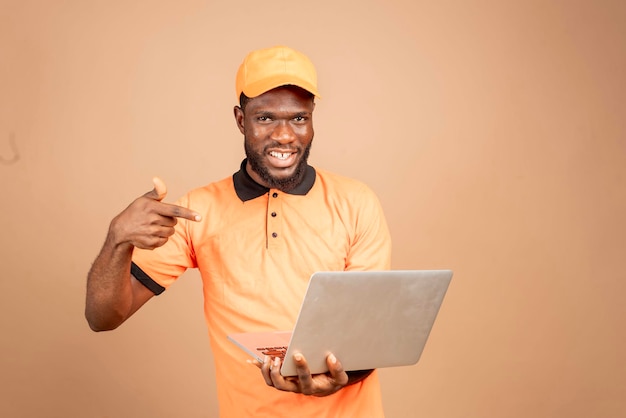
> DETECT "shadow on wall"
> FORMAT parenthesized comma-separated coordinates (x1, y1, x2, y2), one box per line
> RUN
(1, 132, 20, 165)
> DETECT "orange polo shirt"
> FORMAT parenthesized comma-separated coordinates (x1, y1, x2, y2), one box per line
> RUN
(132, 160, 392, 418)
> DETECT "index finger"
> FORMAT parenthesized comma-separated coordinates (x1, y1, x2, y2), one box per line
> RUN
(158, 201, 202, 222)
(293, 353, 314, 387)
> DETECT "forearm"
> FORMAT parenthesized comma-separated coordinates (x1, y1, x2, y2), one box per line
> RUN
(85, 230, 136, 331)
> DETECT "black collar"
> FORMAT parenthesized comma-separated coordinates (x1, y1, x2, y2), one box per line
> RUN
(232, 159, 316, 202)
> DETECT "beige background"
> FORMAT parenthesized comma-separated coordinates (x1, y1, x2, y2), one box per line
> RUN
(1, 0, 625, 417)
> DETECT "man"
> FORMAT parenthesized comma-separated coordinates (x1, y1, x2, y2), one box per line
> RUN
(85, 45, 391, 417)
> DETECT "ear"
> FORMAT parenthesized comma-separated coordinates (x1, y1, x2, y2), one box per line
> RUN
(233, 106, 245, 134)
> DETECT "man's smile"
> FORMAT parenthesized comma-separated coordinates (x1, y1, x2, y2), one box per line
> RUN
(268, 150, 298, 168)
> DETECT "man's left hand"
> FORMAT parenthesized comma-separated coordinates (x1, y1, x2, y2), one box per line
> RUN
(255, 352, 349, 397)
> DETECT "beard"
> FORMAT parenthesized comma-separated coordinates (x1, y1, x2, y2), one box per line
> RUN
(245, 140, 313, 192)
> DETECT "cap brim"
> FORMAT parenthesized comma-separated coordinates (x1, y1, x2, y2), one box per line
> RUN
(242, 75, 320, 99)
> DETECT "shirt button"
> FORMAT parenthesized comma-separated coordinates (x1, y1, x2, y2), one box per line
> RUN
(271, 212, 277, 217)
(272, 192, 278, 198)
(272, 232, 278, 238)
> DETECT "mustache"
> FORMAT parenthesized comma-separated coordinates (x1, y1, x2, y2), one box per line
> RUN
(263, 142, 302, 152)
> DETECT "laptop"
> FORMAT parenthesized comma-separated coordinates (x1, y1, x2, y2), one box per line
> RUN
(227, 269, 453, 376)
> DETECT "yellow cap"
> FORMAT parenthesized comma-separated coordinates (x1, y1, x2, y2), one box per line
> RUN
(236, 46, 320, 100)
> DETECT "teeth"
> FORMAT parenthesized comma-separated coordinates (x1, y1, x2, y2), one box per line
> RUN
(270, 151, 291, 160)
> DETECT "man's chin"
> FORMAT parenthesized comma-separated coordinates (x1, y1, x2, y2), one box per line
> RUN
(247, 148, 310, 191)
(263, 167, 305, 191)
(267, 166, 297, 179)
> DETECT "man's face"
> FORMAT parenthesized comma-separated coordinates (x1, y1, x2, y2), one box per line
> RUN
(234, 86, 315, 192)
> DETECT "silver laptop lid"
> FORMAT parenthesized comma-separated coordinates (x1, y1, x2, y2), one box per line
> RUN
(279, 269, 453, 376)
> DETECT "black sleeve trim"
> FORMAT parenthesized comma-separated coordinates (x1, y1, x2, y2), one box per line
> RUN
(131, 262, 166, 295)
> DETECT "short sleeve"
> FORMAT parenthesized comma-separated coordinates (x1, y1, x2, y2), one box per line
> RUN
(345, 184, 392, 271)
(131, 193, 197, 290)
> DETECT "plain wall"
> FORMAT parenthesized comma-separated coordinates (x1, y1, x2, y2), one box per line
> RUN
(1, 0, 625, 417)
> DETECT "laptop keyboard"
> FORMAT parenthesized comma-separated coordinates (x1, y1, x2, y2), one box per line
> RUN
(257, 346, 288, 359)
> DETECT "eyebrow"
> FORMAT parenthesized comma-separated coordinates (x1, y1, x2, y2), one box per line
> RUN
(252, 110, 311, 118)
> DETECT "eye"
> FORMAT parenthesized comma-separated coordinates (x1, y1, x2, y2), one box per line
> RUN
(257, 116, 272, 122)
(293, 115, 308, 123)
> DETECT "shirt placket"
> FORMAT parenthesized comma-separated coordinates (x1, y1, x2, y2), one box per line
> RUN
(266, 189, 283, 250)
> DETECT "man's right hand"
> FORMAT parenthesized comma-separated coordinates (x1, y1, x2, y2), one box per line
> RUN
(109, 177, 202, 250)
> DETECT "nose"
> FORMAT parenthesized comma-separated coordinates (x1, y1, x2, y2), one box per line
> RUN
(270, 121, 296, 144)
